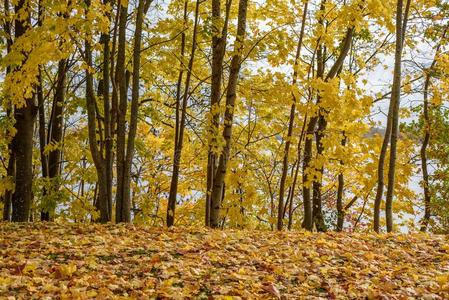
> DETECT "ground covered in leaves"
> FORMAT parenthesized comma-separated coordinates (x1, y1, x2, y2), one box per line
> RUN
(1, 224, 449, 299)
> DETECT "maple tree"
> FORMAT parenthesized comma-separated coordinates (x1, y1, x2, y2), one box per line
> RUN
(1, 0, 449, 296)
(0, 0, 448, 230)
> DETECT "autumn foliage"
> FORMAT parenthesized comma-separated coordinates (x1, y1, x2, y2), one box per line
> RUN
(0, 223, 448, 299)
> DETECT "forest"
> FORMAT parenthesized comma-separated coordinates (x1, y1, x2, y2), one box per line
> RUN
(0, 0, 449, 297)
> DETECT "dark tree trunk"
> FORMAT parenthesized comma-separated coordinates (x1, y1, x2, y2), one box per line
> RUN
(2, 0, 13, 222)
(37, 68, 49, 221)
(167, 0, 199, 227)
(336, 134, 346, 231)
(420, 76, 431, 231)
(42, 59, 67, 221)
(101, 0, 113, 221)
(206, 0, 231, 226)
(419, 27, 447, 231)
(84, 0, 109, 223)
(115, 1, 129, 222)
(277, 0, 308, 230)
(11, 0, 36, 222)
(385, 0, 410, 232)
(209, 0, 248, 228)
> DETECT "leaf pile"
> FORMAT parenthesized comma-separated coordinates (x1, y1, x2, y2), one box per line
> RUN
(1, 223, 448, 299)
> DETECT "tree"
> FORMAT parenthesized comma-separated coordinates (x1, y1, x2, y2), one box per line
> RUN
(209, 0, 249, 228)
(277, 0, 308, 231)
(10, 0, 36, 222)
(374, 0, 411, 233)
(206, 0, 232, 226)
(167, 0, 201, 227)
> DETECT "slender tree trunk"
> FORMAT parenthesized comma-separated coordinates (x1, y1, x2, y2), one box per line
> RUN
(118, 0, 152, 223)
(419, 27, 447, 231)
(302, 0, 325, 231)
(84, 0, 109, 223)
(374, 0, 410, 233)
(385, 0, 409, 232)
(2, 0, 13, 221)
(302, 116, 316, 230)
(373, 101, 393, 232)
(420, 75, 431, 231)
(167, 0, 200, 227)
(37, 0, 48, 221)
(42, 59, 67, 221)
(101, 0, 113, 221)
(277, 0, 308, 230)
(302, 25, 353, 231)
(111, 0, 120, 148)
(209, 0, 248, 228)
(336, 134, 346, 231)
(310, 38, 325, 233)
(37, 68, 49, 220)
(286, 115, 307, 230)
(11, 0, 36, 222)
(206, 0, 232, 226)
(115, 0, 129, 222)
(2, 151, 14, 221)
(312, 114, 327, 231)
(168, 0, 187, 226)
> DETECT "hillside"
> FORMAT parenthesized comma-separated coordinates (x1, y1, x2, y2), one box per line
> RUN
(1, 223, 448, 299)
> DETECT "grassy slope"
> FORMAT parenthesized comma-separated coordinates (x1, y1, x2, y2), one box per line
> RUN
(0, 223, 448, 299)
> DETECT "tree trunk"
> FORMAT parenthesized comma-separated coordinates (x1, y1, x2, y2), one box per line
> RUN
(209, 0, 248, 228)
(101, 0, 113, 221)
(277, 0, 308, 230)
(2, 0, 13, 221)
(336, 134, 346, 231)
(385, 0, 408, 232)
(43, 59, 67, 221)
(115, 0, 129, 222)
(2, 151, 14, 221)
(167, 0, 200, 227)
(37, 0, 48, 221)
(302, 116, 316, 231)
(286, 115, 307, 230)
(37, 68, 49, 221)
(84, 0, 109, 223)
(419, 26, 447, 231)
(312, 114, 327, 232)
(302, 25, 353, 231)
(119, 0, 152, 223)
(420, 75, 431, 231)
(11, 0, 36, 222)
(206, 0, 232, 226)
(373, 102, 393, 232)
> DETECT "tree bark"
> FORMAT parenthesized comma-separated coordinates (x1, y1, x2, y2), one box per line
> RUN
(2, 0, 13, 221)
(385, 0, 409, 232)
(43, 59, 67, 221)
(84, 0, 109, 223)
(336, 134, 346, 231)
(206, 0, 232, 226)
(209, 0, 248, 228)
(277, 0, 308, 230)
(37, 68, 49, 221)
(419, 26, 447, 231)
(167, 0, 200, 227)
(312, 114, 327, 232)
(115, 0, 151, 223)
(420, 75, 431, 231)
(101, 0, 113, 222)
(11, 0, 36, 222)
(37, 0, 49, 221)
(115, 0, 129, 222)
